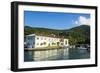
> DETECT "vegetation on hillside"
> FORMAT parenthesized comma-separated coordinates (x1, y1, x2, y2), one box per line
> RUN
(24, 25, 90, 45)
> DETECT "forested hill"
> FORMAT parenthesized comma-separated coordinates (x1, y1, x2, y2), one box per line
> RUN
(24, 25, 90, 45)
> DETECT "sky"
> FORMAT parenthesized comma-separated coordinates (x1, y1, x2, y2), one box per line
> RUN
(24, 11, 90, 30)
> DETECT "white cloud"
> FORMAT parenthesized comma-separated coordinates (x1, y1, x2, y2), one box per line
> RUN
(74, 16, 90, 26)
(75, 21, 78, 24)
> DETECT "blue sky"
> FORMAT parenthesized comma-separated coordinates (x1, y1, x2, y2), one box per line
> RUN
(24, 11, 90, 30)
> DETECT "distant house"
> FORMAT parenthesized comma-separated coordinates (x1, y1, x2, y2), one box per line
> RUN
(25, 34, 69, 48)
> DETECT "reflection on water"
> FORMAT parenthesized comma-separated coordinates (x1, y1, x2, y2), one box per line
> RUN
(24, 48, 90, 62)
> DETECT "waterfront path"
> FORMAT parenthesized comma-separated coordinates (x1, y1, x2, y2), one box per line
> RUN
(24, 46, 70, 51)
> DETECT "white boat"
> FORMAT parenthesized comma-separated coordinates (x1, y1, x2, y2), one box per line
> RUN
(77, 47, 87, 50)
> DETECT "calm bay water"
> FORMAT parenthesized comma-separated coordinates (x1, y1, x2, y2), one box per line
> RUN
(24, 48, 90, 62)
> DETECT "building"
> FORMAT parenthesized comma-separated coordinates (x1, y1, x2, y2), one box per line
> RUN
(25, 34, 69, 49)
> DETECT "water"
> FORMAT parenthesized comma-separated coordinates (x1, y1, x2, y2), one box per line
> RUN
(24, 48, 90, 62)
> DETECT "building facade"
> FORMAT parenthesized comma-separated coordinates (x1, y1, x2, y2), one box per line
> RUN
(25, 34, 69, 48)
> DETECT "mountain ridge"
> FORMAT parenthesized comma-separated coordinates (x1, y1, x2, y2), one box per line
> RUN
(25, 25, 90, 31)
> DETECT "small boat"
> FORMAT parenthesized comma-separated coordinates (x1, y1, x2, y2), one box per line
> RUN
(77, 46, 87, 50)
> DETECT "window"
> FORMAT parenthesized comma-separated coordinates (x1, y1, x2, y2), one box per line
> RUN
(61, 43, 63, 45)
(37, 43, 39, 45)
(40, 43, 43, 46)
(57, 42, 59, 45)
(65, 41, 67, 44)
(44, 42, 46, 45)
(52, 42, 56, 45)
(37, 37, 39, 40)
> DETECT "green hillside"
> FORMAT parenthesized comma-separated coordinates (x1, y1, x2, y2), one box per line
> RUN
(24, 25, 90, 45)
(66, 25, 90, 45)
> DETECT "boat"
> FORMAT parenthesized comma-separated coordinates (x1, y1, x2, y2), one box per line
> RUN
(77, 46, 87, 50)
